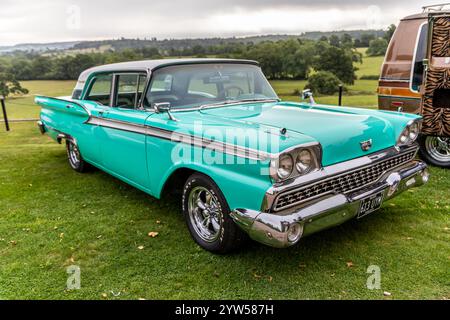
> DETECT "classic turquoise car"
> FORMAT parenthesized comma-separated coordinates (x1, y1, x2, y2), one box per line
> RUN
(35, 59, 429, 253)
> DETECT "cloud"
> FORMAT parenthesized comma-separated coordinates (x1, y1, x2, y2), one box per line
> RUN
(0, 0, 439, 45)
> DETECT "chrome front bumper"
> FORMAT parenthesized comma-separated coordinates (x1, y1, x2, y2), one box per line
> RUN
(230, 159, 429, 248)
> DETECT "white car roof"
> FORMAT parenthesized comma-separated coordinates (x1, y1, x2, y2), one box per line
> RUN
(78, 58, 259, 82)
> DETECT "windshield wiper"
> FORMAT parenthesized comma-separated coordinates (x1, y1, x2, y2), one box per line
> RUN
(199, 98, 279, 110)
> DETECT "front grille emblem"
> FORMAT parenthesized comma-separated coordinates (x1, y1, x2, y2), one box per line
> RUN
(360, 139, 373, 151)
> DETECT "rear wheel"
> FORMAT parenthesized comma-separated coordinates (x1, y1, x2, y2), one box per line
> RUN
(182, 173, 246, 253)
(418, 135, 450, 168)
(66, 140, 90, 173)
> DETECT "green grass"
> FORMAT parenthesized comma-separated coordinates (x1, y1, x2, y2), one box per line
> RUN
(355, 48, 385, 79)
(271, 79, 378, 108)
(0, 65, 449, 300)
(1, 122, 449, 300)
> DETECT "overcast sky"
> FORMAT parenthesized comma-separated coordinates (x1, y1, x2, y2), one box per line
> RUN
(0, 0, 441, 46)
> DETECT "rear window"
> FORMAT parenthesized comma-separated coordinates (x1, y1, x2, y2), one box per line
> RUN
(86, 74, 113, 105)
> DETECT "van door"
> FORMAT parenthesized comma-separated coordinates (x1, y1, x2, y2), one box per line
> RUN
(421, 13, 450, 137)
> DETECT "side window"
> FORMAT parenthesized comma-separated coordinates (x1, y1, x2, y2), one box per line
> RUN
(115, 74, 146, 109)
(411, 23, 428, 92)
(86, 74, 113, 105)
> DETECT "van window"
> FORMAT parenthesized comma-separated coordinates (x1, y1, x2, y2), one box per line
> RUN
(86, 74, 113, 105)
(411, 23, 428, 92)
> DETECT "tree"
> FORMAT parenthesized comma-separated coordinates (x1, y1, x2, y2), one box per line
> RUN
(305, 71, 342, 95)
(243, 42, 284, 79)
(360, 33, 376, 47)
(281, 40, 315, 79)
(366, 38, 389, 56)
(340, 34, 354, 49)
(384, 24, 396, 43)
(329, 35, 341, 47)
(0, 73, 29, 97)
(9, 59, 33, 80)
(313, 42, 357, 84)
(30, 56, 53, 79)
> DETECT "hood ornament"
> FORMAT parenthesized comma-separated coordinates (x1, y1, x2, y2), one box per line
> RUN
(360, 139, 373, 151)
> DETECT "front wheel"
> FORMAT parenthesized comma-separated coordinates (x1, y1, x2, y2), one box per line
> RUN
(418, 135, 450, 168)
(182, 173, 246, 253)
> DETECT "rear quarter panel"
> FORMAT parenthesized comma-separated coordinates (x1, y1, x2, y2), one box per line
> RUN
(35, 96, 100, 164)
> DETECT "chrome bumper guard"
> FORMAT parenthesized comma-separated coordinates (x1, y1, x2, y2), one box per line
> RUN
(231, 159, 429, 248)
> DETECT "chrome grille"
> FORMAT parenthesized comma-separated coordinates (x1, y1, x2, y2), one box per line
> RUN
(273, 150, 416, 212)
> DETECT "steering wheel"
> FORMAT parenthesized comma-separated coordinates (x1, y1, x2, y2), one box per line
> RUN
(225, 86, 245, 99)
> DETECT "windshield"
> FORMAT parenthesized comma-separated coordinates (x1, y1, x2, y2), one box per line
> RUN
(144, 63, 278, 109)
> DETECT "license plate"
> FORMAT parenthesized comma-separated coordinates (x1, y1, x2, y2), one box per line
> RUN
(357, 192, 384, 219)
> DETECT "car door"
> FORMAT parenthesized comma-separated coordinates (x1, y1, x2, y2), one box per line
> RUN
(77, 73, 114, 166)
(97, 73, 152, 190)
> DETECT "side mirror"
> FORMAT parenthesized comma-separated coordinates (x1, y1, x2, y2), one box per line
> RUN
(301, 89, 316, 104)
(154, 102, 177, 121)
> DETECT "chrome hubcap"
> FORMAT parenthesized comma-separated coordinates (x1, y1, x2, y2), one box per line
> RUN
(425, 136, 450, 162)
(68, 143, 81, 166)
(188, 186, 222, 243)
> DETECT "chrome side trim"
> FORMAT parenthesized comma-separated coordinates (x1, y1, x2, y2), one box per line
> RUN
(86, 116, 272, 161)
(87, 116, 147, 135)
(263, 145, 419, 212)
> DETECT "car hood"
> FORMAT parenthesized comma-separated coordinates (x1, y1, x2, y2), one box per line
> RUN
(154, 101, 399, 166)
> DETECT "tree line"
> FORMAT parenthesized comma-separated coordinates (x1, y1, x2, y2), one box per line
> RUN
(0, 27, 395, 97)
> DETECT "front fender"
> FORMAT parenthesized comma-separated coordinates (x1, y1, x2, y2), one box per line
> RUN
(146, 135, 272, 212)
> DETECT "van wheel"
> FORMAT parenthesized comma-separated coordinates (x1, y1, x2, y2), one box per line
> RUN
(66, 140, 90, 173)
(182, 173, 246, 253)
(418, 135, 450, 168)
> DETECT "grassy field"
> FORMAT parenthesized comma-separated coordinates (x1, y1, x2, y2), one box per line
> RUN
(0, 60, 449, 300)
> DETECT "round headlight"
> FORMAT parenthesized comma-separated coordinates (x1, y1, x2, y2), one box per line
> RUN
(408, 122, 420, 141)
(399, 128, 410, 144)
(296, 149, 313, 174)
(277, 154, 294, 179)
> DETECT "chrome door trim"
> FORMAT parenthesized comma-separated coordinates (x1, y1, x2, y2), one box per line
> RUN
(86, 116, 272, 161)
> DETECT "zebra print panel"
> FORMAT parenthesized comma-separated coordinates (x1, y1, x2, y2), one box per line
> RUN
(421, 16, 450, 136)
(431, 17, 450, 57)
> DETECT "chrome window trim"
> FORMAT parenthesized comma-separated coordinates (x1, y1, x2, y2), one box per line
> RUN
(409, 21, 428, 94)
(263, 145, 419, 212)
